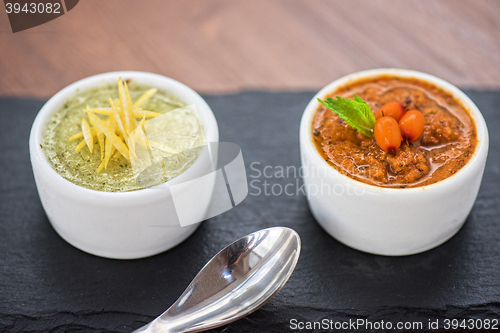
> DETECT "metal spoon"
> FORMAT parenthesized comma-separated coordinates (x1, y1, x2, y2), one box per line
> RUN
(133, 227, 301, 333)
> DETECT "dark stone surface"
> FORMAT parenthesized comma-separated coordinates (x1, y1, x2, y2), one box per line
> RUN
(0, 90, 499, 332)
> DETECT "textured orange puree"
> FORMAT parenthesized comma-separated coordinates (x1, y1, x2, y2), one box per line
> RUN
(312, 76, 477, 188)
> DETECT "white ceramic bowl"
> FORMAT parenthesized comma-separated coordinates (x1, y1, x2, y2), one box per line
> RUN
(30, 71, 219, 259)
(300, 69, 488, 256)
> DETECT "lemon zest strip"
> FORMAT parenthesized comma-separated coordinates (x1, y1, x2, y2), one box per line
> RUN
(103, 117, 116, 169)
(138, 114, 152, 148)
(91, 108, 159, 118)
(74, 139, 86, 152)
(133, 88, 157, 108)
(112, 134, 126, 160)
(118, 78, 132, 135)
(96, 160, 105, 173)
(81, 118, 93, 153)
(113, 148, 122, 160)
(131, 117, 139, 131)
(124, 81, 134, 133)
(87, 105, 105, 161)
(139, 113, 147, 128)
(109, 98, 129, 142)
(86, 111, 130, 161)
(68, 132, 84, 141)
(68, 128, 97, 141)
(97, 133, 104, 160)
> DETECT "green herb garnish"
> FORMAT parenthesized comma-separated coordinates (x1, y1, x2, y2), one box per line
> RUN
(318, 94, 376, 137)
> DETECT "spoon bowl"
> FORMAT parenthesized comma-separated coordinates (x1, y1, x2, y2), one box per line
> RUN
(134, 227, 301, 333)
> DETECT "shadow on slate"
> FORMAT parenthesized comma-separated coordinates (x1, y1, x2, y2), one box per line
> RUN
(0, 90, 499, 332)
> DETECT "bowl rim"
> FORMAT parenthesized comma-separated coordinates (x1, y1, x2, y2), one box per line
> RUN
(300, 68, 489, 193)
(29, 70, 219, 198)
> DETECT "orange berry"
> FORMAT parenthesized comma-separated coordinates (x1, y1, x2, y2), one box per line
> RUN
(399, 110, 425, 141)
(374, 117, 402, 153)
(375, 101, 406, 122)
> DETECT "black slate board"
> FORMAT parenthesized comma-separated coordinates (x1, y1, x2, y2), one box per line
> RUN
(0, 91, 499, 333)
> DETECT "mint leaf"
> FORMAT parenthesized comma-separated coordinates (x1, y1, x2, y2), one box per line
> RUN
(317, 94, 376, 137)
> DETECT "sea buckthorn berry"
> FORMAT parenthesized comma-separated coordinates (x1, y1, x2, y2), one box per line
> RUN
(374, 116, 402, 153)
(399, 110, 425, 141)
(375, 101, 406, 121)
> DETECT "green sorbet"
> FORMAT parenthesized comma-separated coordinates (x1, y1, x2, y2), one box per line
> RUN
(42, 83, 205, 192)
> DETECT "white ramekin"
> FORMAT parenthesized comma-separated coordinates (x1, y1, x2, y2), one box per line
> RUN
(300, 69, 489, 256)
(30, 71, 219, 259)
